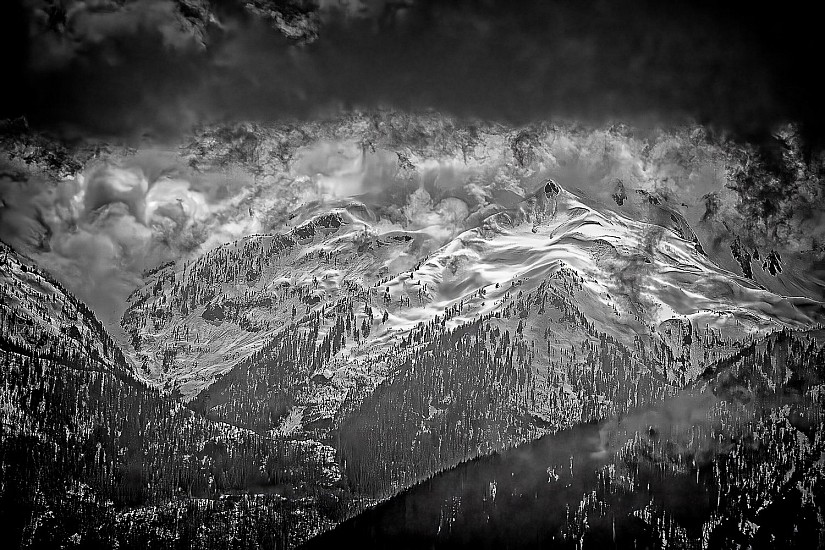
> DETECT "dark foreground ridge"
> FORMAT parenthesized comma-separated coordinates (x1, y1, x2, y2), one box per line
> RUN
(306, 330, 825, 549)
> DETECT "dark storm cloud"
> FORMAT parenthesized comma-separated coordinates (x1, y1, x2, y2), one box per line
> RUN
(2, 0, 823, 144)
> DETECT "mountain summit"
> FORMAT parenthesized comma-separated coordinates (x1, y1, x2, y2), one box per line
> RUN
(3, 112, 825, 548)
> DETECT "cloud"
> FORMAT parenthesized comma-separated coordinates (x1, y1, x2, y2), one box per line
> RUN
(402, 187, 469, 240)
(294, 140, 369, 197)
(2, 114, 824, 330)
(0, 152, 246, 322)
(2, 0, 823, 145)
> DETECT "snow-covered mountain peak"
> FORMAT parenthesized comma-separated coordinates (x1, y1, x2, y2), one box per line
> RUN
(120, 176, 823, 404)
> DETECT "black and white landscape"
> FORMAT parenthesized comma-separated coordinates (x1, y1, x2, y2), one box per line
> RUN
(2, 1, 825, 548)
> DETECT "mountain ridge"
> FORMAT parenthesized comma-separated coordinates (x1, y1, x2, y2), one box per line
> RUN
(3, 112, 825, 548)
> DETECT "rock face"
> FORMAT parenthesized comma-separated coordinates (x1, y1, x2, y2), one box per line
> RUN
(2, 111, 825, 548)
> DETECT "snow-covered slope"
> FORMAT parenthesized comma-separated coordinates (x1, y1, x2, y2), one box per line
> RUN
(122, 178, 824, 409)
(384, 181, 822, 339)
(121, 203, 421, 395)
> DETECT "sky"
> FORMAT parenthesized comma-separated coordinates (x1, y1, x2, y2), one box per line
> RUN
(1, 0, 823, 145)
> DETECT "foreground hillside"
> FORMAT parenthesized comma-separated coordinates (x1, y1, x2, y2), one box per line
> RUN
(306, 330, 825, 548)
(0, 242, 355, 549)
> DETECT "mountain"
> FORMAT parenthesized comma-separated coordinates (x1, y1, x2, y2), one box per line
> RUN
(3, 112, 825, 548)
(120, 174, 823, 501)
(0, 241, 357, 549)
(305, 329, 825, 549)
(123, 174, 823, 396)
(0, 239, 128, 376)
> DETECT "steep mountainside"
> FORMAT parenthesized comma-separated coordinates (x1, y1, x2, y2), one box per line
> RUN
(307, 329, 825, 549)
(120, 177, 824, 501)
(0, 239, 129, 376)
(0, 242, 357, 549)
